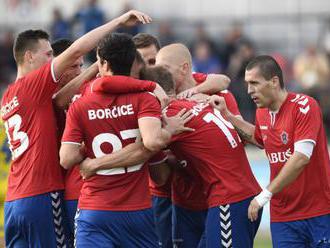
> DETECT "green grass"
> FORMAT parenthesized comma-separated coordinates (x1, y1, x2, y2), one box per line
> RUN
(254, 238, 272, 248)
(254, 232, 272, 248)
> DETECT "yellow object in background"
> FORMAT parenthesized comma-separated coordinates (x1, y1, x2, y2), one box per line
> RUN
(0, 121, 11, 238)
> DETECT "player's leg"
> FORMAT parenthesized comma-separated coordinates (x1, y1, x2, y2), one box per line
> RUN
(172, 204, 207, 248)
(64, 199, 78, 247)
(5, 191, 67, 248)
(152, 196, 173, 248)
(121, 208, 158, 248)
(206, 196, 262, 248)
(75, 209, 119, 248)
(307, 214, 330, 248)
(271, 221, 309, 248)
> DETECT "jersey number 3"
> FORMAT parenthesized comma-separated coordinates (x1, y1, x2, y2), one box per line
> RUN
(4, 114, 29, 160)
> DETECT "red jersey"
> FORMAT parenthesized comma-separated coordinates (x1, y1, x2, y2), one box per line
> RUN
(165, 99, 261, 209)
(254, 92, 330, 222)
(62, 82, 162, 211)
(1, 62, 64, 201)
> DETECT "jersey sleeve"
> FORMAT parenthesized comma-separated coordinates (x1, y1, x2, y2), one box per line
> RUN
(93, 76, 156, 94)
(192, 73, 207, 84)
(221, 91, 241, 116)
(254, 112, 264, 146)
(293, 97, 321, 144)
(137, 92, 161, 119)
(62, 101, 84, 144)
(23, 61, 58, 104)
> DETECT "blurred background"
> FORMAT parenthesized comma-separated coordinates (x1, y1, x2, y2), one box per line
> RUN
(0, 0, 329, 247)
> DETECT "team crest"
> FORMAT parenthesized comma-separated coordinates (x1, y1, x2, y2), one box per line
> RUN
(280, 131, 289, 144)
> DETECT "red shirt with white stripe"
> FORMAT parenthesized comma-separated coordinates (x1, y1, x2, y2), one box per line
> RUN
(254, 92, 330, 222)
(166, 99, 261, 209)
(1, 62, 64, 201)
(62, 81, 161, 211)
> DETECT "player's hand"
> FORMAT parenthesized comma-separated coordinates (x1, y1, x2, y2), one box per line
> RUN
(117, 10, 152, 26)
(80, 158, 97, 179)
(177, 87, 198, 99)
(153, 84, 170, 109)
(248, 198, 261, 222)
(162, 108, 195, 135)
(207, 95, 230, 116)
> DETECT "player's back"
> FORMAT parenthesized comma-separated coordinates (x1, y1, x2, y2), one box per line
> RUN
(166, 99, 261, 208)
(1, 62, 64, 201)
(65, 91, 161, 211)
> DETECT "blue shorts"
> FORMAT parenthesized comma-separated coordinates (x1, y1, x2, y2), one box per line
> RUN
(64, 200, 78, 247)
(75, 208, 158, 248)
(152, 196, 172, 248)
(206, 196, 262, 248)
(5, 191, 68, 248)
(271, 214, 330, 248)
(172, 204, 207, 248)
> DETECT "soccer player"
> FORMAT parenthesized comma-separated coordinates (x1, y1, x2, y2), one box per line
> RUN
(155, 43, 243, 247)
(141, 65, 262, 248)
(210, 55, 330, 247)
(1, 10, 152, 247)
(60, 33, 193, 247)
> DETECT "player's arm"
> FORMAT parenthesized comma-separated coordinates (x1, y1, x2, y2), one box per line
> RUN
(248, 144, 313, 221)
(53, 62, 98, 109)
(60, 143, 86, 169)
(208, 95, 262, 147)
(93, 76, 156, 93)
(178, 74, 231, 99)
(79, 110, 194, 178)
(93, 77, 169, 109)
(138, 108, 194, 152)
(53, 10, 151, 79)
(80, 142, 155, 179)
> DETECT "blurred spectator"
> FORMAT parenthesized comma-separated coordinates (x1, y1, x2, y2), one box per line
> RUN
(293, 44, 330, 95)
(50, 8, 71, 41)
(227, 42, 256, 123)
(72, 0, 105, 63)
(271, 52, 293, 90)
(190, 22, 218, 56)
(219, 21, 251, 70)
(157, 21, 177, 46)
(192, 40, 222, 73)
(73, 0, 105, 34)
(0, 30, 16, 90)
(116, 2, 140, 36)
(319, 17, 330, 61)
(294, 44, 330, 136)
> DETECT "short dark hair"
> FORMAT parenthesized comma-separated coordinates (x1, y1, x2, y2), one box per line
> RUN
(133, 33, 160, 51)
(97, 33, 136, 76)
(51, 38, 73, 57)
(14, 29, 49, 64)
(246, 55, 284, 88)
(141, 66, 175, 94)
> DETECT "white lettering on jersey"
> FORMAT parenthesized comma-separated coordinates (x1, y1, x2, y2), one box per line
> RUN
(291, 94, 310, 114)
(191, 102, 209, 116)
(88, 104, 134, 120)
(1, 96, 19, 117)
(267, 148, 292, 164)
